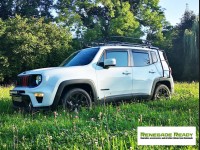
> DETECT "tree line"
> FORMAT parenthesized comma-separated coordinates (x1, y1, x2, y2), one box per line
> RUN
(0, 0, 199, 83)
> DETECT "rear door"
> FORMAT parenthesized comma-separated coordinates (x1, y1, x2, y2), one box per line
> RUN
(131, 50, 160, 95)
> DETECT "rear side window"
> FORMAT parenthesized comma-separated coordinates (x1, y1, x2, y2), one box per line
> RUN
(151, 51, 158, 63)
(106, 51, 128, 67)
(132, 51, 150, 67)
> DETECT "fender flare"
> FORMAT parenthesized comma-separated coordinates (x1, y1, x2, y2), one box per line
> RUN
(51, 79, 97, 110)
(150, 77, 172, 98)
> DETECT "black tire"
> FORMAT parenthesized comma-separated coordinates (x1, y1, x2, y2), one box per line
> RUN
(62, 88, 92, 112)
(24, 101, 33, 113)
(153, 84, 171, 100)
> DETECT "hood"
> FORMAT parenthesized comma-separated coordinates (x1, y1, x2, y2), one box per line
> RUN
(19, 67, 58, 75)
(18, 66, 87, 76)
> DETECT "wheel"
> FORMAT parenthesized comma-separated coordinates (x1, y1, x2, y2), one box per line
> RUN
(62, 88, 92, 112)
(24, 101, 33, 113)
(153, 84, 171, 100)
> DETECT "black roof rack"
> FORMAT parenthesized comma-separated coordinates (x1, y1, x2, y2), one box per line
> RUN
(87, 36, 159, 50)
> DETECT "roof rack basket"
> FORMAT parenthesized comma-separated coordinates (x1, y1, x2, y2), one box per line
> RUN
(87, 36, 159, 50)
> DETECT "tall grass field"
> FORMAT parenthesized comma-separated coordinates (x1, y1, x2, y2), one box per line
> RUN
(0, 82, 199, 149)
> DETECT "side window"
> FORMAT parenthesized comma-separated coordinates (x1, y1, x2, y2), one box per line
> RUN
(151, 51, 158, 63)
(106, 51, 128, 67)
(132, 51, 150, 67)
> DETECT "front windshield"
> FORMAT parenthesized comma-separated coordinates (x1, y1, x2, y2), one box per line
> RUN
(60, 47, 99, 67)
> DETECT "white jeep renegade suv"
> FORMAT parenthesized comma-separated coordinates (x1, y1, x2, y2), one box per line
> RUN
(10, 40, 174, 111)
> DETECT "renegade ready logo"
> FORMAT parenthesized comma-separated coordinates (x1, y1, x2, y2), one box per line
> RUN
(140, 132, 193, 139)
(138, 127, 196, 145)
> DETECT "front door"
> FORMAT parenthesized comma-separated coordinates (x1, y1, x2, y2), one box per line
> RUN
(95, 49, 133, 100)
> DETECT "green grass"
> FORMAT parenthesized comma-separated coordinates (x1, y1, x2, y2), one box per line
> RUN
(0, 82, 199, 149)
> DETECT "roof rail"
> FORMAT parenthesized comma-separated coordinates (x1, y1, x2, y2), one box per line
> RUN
(86, 36, 159, 50)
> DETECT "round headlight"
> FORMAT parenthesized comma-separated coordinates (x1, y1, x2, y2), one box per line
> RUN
(35, 75, 42, 85)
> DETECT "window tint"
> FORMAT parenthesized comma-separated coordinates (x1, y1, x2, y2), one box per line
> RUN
(151, 51, 158, 63)
(106, 51, 128, 67)
(132, 52, 150, 66)
(60, 47, 99, 67)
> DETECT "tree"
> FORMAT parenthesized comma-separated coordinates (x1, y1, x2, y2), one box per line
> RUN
(182, 16, 199, 80)
(0, 15, 72, 82)
(55, 0, 166, 44)
(0, 0, 54, 21)
(170, 7, 199, 81)
(183, 17, 199, 62)
(0, 0, 13, 20)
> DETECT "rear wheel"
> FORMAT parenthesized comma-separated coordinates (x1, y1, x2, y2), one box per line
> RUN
(62, 88, 92, 112)
(153, 84, 171, 100)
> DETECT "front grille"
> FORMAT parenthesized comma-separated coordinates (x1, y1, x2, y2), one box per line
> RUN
(16, 75, 40, 87)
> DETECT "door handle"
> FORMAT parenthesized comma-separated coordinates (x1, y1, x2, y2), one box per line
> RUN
(122, 72, 131, 75)
(149, 71, 155, 74)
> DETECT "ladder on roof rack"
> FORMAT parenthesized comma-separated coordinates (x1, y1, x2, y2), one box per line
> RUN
(157, 50, 171, 78)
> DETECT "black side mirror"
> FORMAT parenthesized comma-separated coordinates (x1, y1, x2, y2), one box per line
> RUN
(98, 62, 104, 67)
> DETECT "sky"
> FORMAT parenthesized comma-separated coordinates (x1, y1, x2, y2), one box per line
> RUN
(159, 0, 199, 26)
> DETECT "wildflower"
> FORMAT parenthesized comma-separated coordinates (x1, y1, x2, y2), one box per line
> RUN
(117, 107, 121, 112)
(49, 136, 53, 140)
(138, 114, 142, 123)
(98, 112, 103, 119)
(168, 119, 171, 124)
(124, 132, 128, 136)
(95, 141, 98, 146)
(87, 142, 92, 145)
(54, 111, 58, 118)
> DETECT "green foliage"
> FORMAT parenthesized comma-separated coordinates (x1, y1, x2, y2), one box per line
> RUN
(0, 1, 199, 83)
(171, 9, 199, 81)
(0, 0, 54, 21)
(109, 2, 139, 36)
(182, 17, 199, 81)
(0, 15, 72, 82)
(56, 0, 165, 44)
(183, 17, 199, 62)
(0, 82, 199, 149)
(150, 7, 199, 82)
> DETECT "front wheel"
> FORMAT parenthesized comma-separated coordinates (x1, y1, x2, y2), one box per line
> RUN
(153, 84, 171, 100)
(62, 88, 92, 112)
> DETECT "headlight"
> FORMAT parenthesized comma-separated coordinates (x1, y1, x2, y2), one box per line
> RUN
(35, 75, 42, 85)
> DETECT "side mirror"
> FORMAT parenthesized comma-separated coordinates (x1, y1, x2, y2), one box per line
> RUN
(104, 58, 116, 67)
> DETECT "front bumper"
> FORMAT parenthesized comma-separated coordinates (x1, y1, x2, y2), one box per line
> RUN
(10, 90, 52, 111)
(10, 90, 31, 109)
(10, 85, 56, 109)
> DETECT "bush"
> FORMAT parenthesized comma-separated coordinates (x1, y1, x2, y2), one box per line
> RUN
(0, 16, 72, 82)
